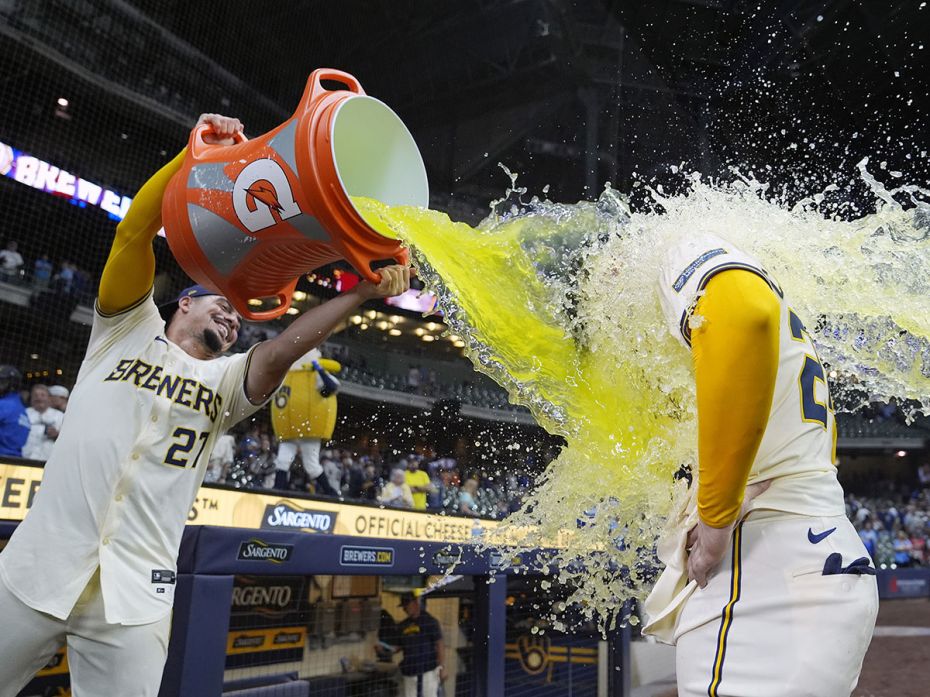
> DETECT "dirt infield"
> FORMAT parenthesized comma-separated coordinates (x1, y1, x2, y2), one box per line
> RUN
(853, 598, 930, 697)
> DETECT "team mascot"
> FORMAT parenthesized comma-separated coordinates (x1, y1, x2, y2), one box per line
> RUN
(270, 348, 341, 491)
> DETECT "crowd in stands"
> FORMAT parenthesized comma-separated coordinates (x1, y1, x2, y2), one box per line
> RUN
(0, 239, 94, 304)
(204, 423, 531, 519)
(0, 378, 71, 462)
(847, 465, 930, 568)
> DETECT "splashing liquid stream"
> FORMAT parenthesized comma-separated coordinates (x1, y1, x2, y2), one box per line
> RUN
(352, 164, 930, 630)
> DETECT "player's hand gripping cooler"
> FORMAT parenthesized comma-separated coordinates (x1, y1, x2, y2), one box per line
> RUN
(161, 68, 428, 320)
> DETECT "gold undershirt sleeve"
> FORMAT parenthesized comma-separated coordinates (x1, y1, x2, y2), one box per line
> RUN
(692, 270, 780, 528)
(97, 149, 186, 315)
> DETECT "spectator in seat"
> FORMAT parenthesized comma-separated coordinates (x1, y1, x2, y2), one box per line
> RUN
(23, 385, 64, 461)
(426, 461, 444, 510)
(458, 478, 480, 517)
(246, 434, 276, 489)
(893, 529, 914, 567)
(407, 365, 421, 394)
(405, 457, 433, 511)
(909, 532, 926, 565)
(0, 366, 29, 457)
(206, 433, 235, 484)
(33, 255, 53, 288)
(48, 385, 69, 413)
(345, 457, 367, 499)
(918, 462, 930, 488)
(55, 261, 75, 295)
(379, 468, 414, 508)
(0, 241, 23, 282)
(360, 463, 380, 502)
(858, 521, 876, 560)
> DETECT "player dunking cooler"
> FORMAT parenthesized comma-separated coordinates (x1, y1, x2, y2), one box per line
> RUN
(643, 235, 878, 696)
(0, 114, 410, 695)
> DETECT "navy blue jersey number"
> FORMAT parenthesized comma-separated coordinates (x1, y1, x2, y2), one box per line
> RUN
(789, 309, 831, 430)
(164, 427, 210, 468)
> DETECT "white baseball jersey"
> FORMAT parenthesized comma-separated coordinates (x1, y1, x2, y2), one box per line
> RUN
(656, 234, 845, 517)
(0, 292, 263, 624)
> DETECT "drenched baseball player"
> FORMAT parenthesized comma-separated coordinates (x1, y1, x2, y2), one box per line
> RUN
(643, 236, 879, 696)
(0, 114, 410, 696)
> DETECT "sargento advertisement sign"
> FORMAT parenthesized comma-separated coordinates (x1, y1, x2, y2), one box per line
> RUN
(228, 575, 308, 668)
(0, 141, 132, 220)
(230, 575, 305, 618)
(0, 461, 494, 543)
(261, 503, 336, 533)
(237, 538, 294, 563)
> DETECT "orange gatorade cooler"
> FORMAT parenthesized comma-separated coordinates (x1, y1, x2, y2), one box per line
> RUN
(161, 68, 428, 320)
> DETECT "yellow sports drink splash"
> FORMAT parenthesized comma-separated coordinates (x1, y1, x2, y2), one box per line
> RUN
(353, 163, 930, 628)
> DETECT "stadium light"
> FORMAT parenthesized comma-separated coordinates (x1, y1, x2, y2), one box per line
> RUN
(57, 97, 69, 107)
(388, 329, 402, 336)
(896, 450, 907, 457)
(422, 335, 435, 342)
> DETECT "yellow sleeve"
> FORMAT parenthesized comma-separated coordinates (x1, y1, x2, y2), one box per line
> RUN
(97, 149, 186, 315)
(692, 270, 780, 528)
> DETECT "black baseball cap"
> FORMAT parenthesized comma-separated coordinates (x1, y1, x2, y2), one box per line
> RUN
(0, 365, 22, 394)
(398, 591, 419, 607)
(158, 284, 221, 323)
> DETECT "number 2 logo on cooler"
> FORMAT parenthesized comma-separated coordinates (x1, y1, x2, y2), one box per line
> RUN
(232, 158, 301, 233)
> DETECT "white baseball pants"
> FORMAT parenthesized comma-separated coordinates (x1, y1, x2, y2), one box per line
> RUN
(275, 438, 322, 479)
(0, 570, 170, 696)
(402, 666, 441, 697)
(674, 512, 878, 697)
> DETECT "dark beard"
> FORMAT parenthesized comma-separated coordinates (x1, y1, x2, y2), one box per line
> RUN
(202, 328, 223, 354)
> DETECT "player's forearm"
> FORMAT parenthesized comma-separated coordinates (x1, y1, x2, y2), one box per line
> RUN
(247, 291, 366, 403)
(118, 149, 186, 243)
(693, 271, 779, 528)
(97, 150, 186, 314)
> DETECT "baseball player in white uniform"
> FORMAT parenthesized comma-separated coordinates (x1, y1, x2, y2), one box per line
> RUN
(643, 234, 879, 696)
(0, 114, 410, 696)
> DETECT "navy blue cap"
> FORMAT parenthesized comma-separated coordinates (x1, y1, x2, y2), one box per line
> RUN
(158, 284, 221, 322)
(398, 591, 419, 607)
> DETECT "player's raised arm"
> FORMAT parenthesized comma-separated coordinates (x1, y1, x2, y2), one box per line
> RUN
(686, 269, 780, 586)
(97, 114, 243, 315)
(245, 265, 410, 404)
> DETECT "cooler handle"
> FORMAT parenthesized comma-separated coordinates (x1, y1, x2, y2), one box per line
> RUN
(238, 291, 292, 322)
(189, 125, 248, 159)
(304, 68, 366, 108)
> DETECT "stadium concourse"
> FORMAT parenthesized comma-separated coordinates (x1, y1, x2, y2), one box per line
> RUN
(2, 2, 930, 697)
